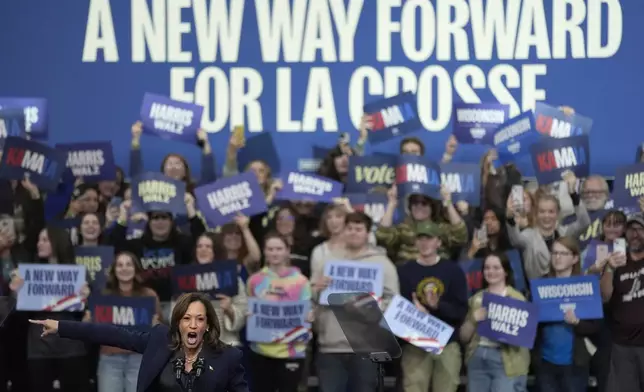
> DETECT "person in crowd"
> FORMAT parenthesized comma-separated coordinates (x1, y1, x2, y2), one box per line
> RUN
(0, 179, 45, 250)
(71, 211, 105, 246)
(504, 186, 537, 231)
(10, 226, 90, 392)
(580, 176, 610, 212)
(61, 183, 101, 218)
(130, 122, 216, 192)
(311, 212, 399, 392)
(398, 222, 468, 392)
(534, 236, 598, 392)
(310, 204, 348, 268)
(399, 136, 425, 156)
(89, 251, 162, 392)
(109, 197, 206, 320)
(246, 232, 312, 392)
(459, 252, 530, 392)
(377, 184, 468, 264)
(462, 208, 513, 260)
(216, 215, 262, 274)
(195, 232, 248, 347)
(97, 166, 126, 203)
(268, 205, 317, 278)
(31, 292, 249, 391)
(600, 214, 644, 391)
(506, 173, 591, 280)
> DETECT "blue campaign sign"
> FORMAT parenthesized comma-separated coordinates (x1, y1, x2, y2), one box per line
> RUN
(171, 261, 239, 298)
(363, 92, 422, 144)
(534, 102, 593, 138)
(530, 275, 603, 322)
(75, 245, 114, 291)
(452, 103, 509, 145)
(57, 141, 117, 182)
(478, 293, 538, 349)
(612, 163, 644, 209)
(0, 137, 66, 191)
(395, 155, 441, 200)
(16, 264, 86, 312)
(439, 162, 481, 206)
(276, 172, 343, 203)
(493, 112, 539, 164)
(131, 172, 187, 215)
(140, 93, 204, 144)
(0, 2, 637, 179)
(319, 260, 384, 306)
(0, 108, 26, 149)
(345, 193, 390, 225)
(346, 155, 397, 194)
(91, 295, 155, 326)
(383, 295, 454, 354)
(0, 97, 48, 137)
(194, 171, 267, 228)
(530, 135, 590, 185)
(459, 249, 526, 297)
(247, 299, 312, 346)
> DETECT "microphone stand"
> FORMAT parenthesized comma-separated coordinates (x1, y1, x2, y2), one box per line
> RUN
(368, 352, 391, 392)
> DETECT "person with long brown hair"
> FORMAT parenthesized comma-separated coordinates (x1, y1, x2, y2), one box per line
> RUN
(29, 292, 249, 392)
(533, 236, 599, 392)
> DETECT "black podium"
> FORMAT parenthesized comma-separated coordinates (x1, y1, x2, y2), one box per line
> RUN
(327, 292, 401, 392)
(0, 296, 16, 328)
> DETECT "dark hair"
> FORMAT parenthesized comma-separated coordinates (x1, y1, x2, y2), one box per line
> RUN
(160, 154, 195, 193)
(263, 231, 291, 250)
(40, 227, 75, 264)
(481, 251, 515, 289)
(399, 137, 425, 155)
(217, 223, 248, 264)
(75, 212, 105, 245)
(600, 210, 627, 241)
(549, 236, 582, 277)
(104, 251, 147, 295)
(318, 145, 353, 182)
(479, 208, 512, 251)
(194, 232, 221, 263)
(345, 212, 373, 232)
(168, 292, 226, 351)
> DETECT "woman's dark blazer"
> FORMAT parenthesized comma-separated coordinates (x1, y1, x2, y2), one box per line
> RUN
(58, 320, 249, 392)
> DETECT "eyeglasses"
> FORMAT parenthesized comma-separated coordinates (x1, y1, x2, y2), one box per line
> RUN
(150, 215, 171, 221)
(552, 251, 573, 258)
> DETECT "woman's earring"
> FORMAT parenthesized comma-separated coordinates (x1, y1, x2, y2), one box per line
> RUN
(206, 328, 209, 332)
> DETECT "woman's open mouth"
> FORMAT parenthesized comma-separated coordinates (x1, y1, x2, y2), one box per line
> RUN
(186, 332, 198, 345)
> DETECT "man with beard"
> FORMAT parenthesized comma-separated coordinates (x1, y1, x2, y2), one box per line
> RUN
(600, 214, 644, 391)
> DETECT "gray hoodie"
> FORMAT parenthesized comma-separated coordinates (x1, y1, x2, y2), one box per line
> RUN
(311, 244, 399, 353)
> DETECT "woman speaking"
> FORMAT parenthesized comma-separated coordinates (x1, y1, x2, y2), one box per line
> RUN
(30, 292, 249, 392)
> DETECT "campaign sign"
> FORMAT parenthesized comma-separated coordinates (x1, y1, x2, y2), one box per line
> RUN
(247, 299, 312, 346)
(131, 172, 186, 215)
(582, 240, 613, 272)
(0, 97, 48, 137)
(126, 219, 147, 240)
(477, 293, 538, 349)
(530, 135, 590, 185)
(0, 137, 66, 191)
(563, 209, 609, 250)
(452, 103, 510, 145)
(530, 275, 603, 322)
(16, 264, 86, 311)
(194, 172, 267, 228)
(363, 92, 422, 144)
(139, 93, 203, 144)
(57, 141, 117, 182)
(0, 108, 26, 149)
(319, 261, 383, 306)
(346, 155, 397, 194)
(171, 261, 239, 298)
(276, 172, 343, 203)
(439, 163, 481, 206)
(534, 102, 593, 138)
(395, 155, 442, 200)
(612, 163, 644, 209)
(383, 295, 454, 354)
(493, 112, 540, 163)
(91, 295, 155, 326)
(346, 193, 390, 225)
(459, 250, 526, 297)
(75, 246, 114, 291)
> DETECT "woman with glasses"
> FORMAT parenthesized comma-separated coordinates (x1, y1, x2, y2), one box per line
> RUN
(534, 236, 599, 392)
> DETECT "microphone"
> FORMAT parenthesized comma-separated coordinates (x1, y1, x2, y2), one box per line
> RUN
(173, 357, 184, 380)
(194, 357, 205, 378)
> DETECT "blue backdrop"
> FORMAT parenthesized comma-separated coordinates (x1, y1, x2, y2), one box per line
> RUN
(0, 0, 640, 178)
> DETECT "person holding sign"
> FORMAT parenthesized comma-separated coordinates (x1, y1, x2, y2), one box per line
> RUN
(87, 251, 162, 392)
(397, 222, 467, 392)
(506, 172, 591, 280)
(215, 216, 262, 275)
(376, 184, 468, 264)
(534, 237, 599, 392)
(246, 232, 312, 392)
(30, 292, 249, 392)
(600, 214, 644, 391)
(130, 122, 216, 193)
(194, 232, 249, 347)
(459, 252, 530, 392)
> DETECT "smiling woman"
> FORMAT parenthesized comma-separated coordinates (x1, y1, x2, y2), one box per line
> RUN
(28, 292, 249, 392)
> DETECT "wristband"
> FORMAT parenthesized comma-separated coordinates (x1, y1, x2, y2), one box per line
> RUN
(442, 199, 452, 207)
